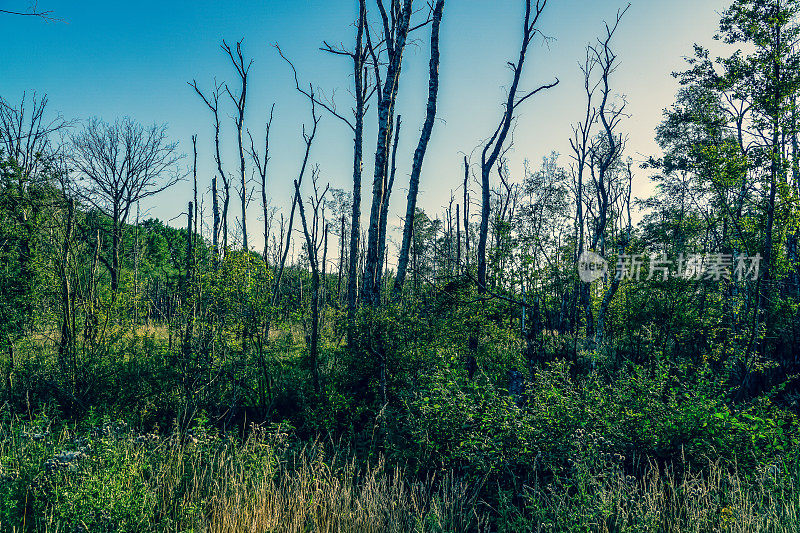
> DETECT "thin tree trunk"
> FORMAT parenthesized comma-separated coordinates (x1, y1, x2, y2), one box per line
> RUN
(273, 102, 319, 305)
(58, 198, 75, 386)
(111, 204, 120, 299)
(393, 0, 445, 296)
(338, 214, 345, 307)
(377, 115, 401, 295)
(477, 0, 557, 293)
(222, 179, 230, 252)
(192, 135, 198, 243)
(456, 203, 461, 273)
(347, 2, 367, 347)
(212, 176, 220, 268)
(294, 180, 321, 394)
(463, 156, 470, 270)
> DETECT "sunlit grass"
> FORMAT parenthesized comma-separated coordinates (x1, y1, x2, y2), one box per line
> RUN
(1, 415, 798, 532)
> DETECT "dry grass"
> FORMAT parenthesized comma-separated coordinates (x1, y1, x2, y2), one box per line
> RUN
(200, 456, 486, 532)
(145, 427, 488, 532)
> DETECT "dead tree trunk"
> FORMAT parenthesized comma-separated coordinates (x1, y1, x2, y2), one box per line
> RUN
(212, 176, 220, 267)
(248, 105, 274, 263)
(584, 8, 629, 348)
(192, 135, 198, 243)
(190, 79, 230, 253)
(377, 115, 401, 295)
(477, 0, 558, 294)
(337, 214, 346, 307)
(273, 98, 319, 305)
(393, 0, 445, 296)
(294, 177, 328, 395)
(456, 203, 461, 273)
(570, 47, 597, 336)
(223, 39, 252, 252)
(463, 156, 470, 271)
(362, 0, 414, 307)
(277, 3, 371, 346)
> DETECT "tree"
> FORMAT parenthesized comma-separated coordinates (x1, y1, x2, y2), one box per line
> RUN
(279, 0, 374, 345)
(716, 0, 800, 287)
(0, 93, 68, 178)
(0, 158, 43, 395)
(582, 7, 629, 348)
(272, 94, 319, 308)
(223, 39, 253, 252)
(248, 104, 275, 263)
(658, 0, 800, 392)
(294, 169, 329, 395)
(190, 78, 231, 255)
(394, 0, 445, 297)
(361, 0, 415, 307)
(476, 0, 558, 294)
(71, 117, 182, 298)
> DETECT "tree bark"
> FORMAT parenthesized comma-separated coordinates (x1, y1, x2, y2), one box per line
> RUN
(222, 40, 252, 252)
(212, 176, 220, 268)
(362, 0, 413, 307)
(394, 0, 445, 296)
(377, 115, 401, 297)
(347, 2, 368, 347)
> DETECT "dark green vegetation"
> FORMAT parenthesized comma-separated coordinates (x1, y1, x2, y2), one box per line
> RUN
(3, 0, 800, 531)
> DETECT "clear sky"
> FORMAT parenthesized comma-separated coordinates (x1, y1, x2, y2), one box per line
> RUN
(2, 0, 729, 262)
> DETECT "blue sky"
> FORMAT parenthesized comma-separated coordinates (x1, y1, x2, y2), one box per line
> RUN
(2, 0, 728, 260)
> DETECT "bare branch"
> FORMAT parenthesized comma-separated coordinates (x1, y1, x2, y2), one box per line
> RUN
(275, 44, 356, 131)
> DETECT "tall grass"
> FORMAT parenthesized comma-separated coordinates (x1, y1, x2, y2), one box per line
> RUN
(0, 416, 797, 532)
(514, 458, 800, 532)
(0, 417, 487, 532)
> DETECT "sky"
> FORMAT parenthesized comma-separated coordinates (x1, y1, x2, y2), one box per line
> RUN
(2, 0, 730, 264)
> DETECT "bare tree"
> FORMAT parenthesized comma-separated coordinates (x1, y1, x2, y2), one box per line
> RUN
(223, 39, 253, 252)
(343, 0, 370, 346)
(0, 93, 69, 178)
(191, 134, 198, 242)
(476, 0, 558, 294)
(189, 78, 231, 253)
(248, 104, 275, 263)
(463, 155, 470, 271)
(211, 176, 220, 267)
(278, 0, 374, 346)
(578, 6, 630, 347)
(393, 0, 445, 297)
(570, 48, 599, 260)
(294, 170, 329, 395)
(273, 95, 320, 305)
(586, 8, 628, 256)
(569, 46, 599, 336)
(71, 117, 182, 298)
(361, 0, 415, 307)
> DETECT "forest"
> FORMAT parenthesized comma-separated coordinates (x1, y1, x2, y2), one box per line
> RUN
(2, 0, 800, 531)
